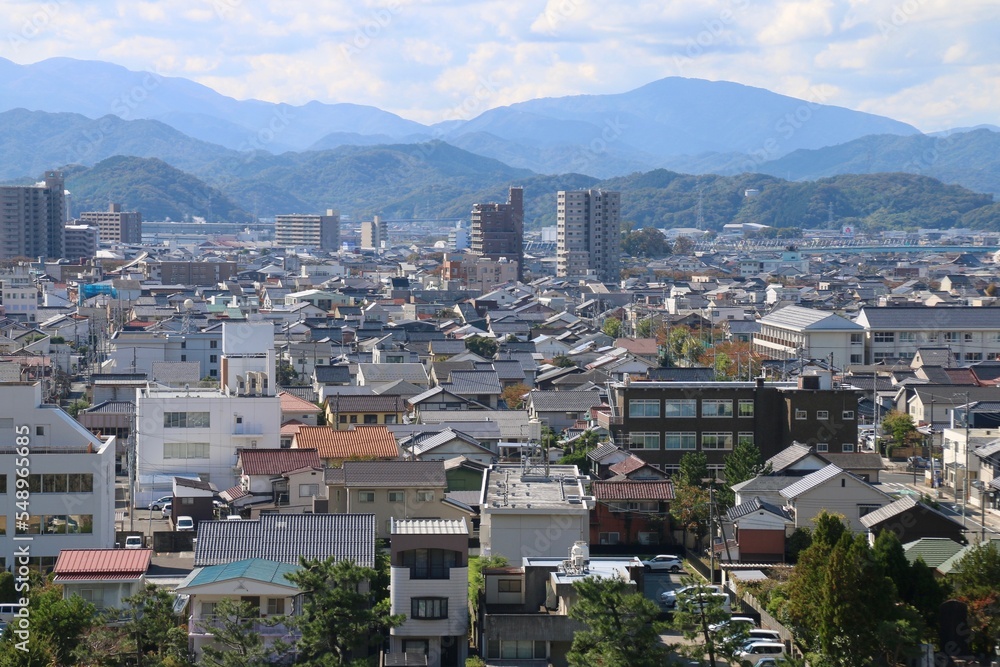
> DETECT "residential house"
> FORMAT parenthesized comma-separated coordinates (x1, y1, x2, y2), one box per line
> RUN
(526, 391, 605, 433)
(169, 477, 217, 528)
(860, 495, 966, 545)
(779, 464, 893, 533)
(724, 497, 794, 563)
(399, 428, 496, 465)
(231, 448, 323, 513)
(324, 394, 406, 429)
(358, 363, 429, 387)
(387, 519, 470, 667)
(292, 425, 400, 467)
(588, 479, 674, 546)
(279, 391, 320, 426)
(53, 549, 152, 612)
(176, 559, 302, 661)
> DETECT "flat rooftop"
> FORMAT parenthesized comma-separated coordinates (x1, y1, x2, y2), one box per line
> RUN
(482, 464, 587, 512)
(520, 556, 641, 585)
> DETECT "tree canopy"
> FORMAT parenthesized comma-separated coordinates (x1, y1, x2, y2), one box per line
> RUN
(567, 576, 667, 667)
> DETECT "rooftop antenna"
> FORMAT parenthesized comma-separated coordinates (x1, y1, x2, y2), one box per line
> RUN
(180, 298, 194, 334)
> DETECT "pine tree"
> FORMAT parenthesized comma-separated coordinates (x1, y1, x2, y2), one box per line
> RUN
(676, 451, 709, 488)
(718, 440, 771, 508)
(567, 576, 667, 667)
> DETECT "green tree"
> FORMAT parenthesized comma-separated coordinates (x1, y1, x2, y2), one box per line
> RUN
(669, 484, 711, 548)
(872, 530, 912, 600)
(284, 557, 405, 666)
(551, 354, 575, 368)
(635, 318, 657, 339)
(200, 598, 290, 667)
(784, 512, 847, 649)
(676, 451, 709, 488)
(276, 360, 298, 386)
(602, 317, 623, 339)
(567, 576, 667, 667)
(908, 557, 947, 634)
(559, 430, 598, 475)
(122, 583, 191, 667)
(621, 226, 671, 258)
(670, 577, 746, 667)
(68, 399, 90, 417)
(881, 410, 918, 449)
(718, 440, 771, 508)
(951, 540, 1000, 653)
(469, 555, 509, 616)
(672, 236, 696, 255)
(464, 335, 499, 360)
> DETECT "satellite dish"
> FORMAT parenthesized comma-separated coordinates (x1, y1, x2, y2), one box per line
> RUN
(183, 298, 194, 311)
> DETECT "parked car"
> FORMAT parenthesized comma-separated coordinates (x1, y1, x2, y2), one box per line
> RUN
(661, 583, 722, 608)
(160, 502, 172, 518)
(677, 592, 732, 615)
(738, 642, 786, 660)
(708, 616, 756, 633)
(640, 554, 684, 572)
(148, 496, 172, 511)
(907, 456, 929, 469)
(124, 535, 144, 549)
(752, 659, 788, 667)
(745, 629, 782, 644)
(175, 516, 195, 531)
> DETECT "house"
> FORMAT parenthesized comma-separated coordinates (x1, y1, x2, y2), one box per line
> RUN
(53, 549, 152, 612)
(292, 425, 400, 466)
(779, 464, 893, 533)
(170, 477, 218, 527)
(399, 428, 496, 465)
(724, 497, 794, 563)
(325, 461, 471, 539)
(324, 394, 406, 429)
(479, 463, 591, 561)
(279, 391, 320, 426)
(526, 391, 605, 433)
(408, 386, 485, 418)
(358, 363, 429, 387)
(443, 456, 488, 492)
(387, 519, 470, 667)
(860, 495, 966, 545)
(441, 370, 503, 409)
(176, 559, 302, 661)
(232, 448, 324, 513)
(765, 443, 829, 476)
(588, 479, 675, 546)
(902, 537, 967, 573)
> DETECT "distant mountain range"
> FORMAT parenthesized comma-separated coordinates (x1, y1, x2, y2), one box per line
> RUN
(1, 56, 999, 230)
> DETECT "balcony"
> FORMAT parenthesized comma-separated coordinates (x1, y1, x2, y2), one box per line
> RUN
(189, 615, 300, 638)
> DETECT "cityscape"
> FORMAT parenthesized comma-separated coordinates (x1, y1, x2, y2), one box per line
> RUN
(2, 2, 1000, 666)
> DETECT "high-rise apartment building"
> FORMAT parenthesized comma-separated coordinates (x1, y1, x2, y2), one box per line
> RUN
(470, 187, 523, 281)
(360, 215, 388, 249)
(557, 189, 621, 283)
(0, 170, 66, 260)
(64, 224, 99, 261)
(80, 202, 142, 244)
(275, 209, 340, 250)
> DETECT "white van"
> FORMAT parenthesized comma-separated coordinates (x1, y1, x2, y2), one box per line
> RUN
(739, 641, 786, 660)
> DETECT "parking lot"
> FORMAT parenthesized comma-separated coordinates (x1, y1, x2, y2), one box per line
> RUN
(643, 569, 687, 610)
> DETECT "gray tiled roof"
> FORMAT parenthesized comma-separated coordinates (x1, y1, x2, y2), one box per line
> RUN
(83, 400, 135, 414)
(446, 370, 503, 396)
(194, 514, 376, 567)
(588, 442, 621, 462)
(528, 390, 604, 412)
(859, 306, 1000, 330)
(780, 464, 847, 499)
(726, 496, 793, 522)
(761, 305, 862, 331)
(338, 460, 447, 487)
(860, 495, 962, 530)
(359, 363, 428, 384)
(765, 443, 826, 473)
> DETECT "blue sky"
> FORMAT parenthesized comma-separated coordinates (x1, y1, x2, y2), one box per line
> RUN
(1, 0, 997, 132)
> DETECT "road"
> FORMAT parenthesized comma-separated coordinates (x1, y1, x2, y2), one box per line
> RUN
(878, 471, 1000, 540)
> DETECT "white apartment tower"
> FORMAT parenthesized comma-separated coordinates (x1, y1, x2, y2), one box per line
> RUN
(360, 216, 388, 250)
(274, 210, 340, 250)
(556, 189, 621, 283)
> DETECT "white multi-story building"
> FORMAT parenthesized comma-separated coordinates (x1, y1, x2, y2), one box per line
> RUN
(0, 382, 116, 570)
(108, 330, 223, 379)
(133, 323, 281, 503)
(274, 210, 340, 250)
(556, 189, 621, 283)
(0, 264, 38, 323)
(753, 305, 865, 369)
(857, 306, 1000, 364)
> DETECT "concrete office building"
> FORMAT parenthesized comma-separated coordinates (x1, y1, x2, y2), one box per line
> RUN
(275, 210, 340, 250)
(556, 189, 621, 283)
(80, 203, 142, 244)
(64, 224, 99, 262)
(360, 216, 388, 250)
(471, 187, 523, 281)
(0, 170, 66, 260)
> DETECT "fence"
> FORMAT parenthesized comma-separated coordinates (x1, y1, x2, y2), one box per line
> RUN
(737, 590, 803, 659)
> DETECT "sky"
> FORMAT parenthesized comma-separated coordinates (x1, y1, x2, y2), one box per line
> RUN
(1, 0, 998, 132)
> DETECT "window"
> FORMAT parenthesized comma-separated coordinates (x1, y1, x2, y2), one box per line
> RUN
(210, 340, 218, 349)
(411, 598, 448, 619)
(664, 432, 697, 450)
(35, 426, 44, 436)
(349, 415, 358, 423)
(664, 399, 697, 418)
(842, 410, 855, 420)
(498, 579, 521, 593)
(738, 400, 754, 417)
(358, 491, 375, 503)
(873, 332, 895, 343)
(702, 399, 733, 418)
(180, 355, 187, 362)
(629, 432, 660, 450)
(385, 414, 397, 424)
(339, 415, 347, 423)
(181, 497, 194, 505)
(489, 641, 546, 660)
(944, 332, 959, 342)
(899, 332, 916, 343)
(850, 333, 863, 343)
(201, 601, 218, 619)
(0, 476, 5, 494)
(363, 414, 378, 424)
(599, 532, 620, 545)
(858, 504, 881, 518)
(738, 432, 754, 446)
(850, 354, 863, 364)
(416, 490, 434, 502)
(701, 432, 733, 450)
(402, 548, 459, 579)
(629, 399, 660, 418)
(965, 352, 983, 361)
(965, 332, 974, 342)
(816, 410, 829, 420)
(266, 598, 285, 615)
(629, 501, 659, 512)
(42, 474, 67, 493)
(163, 412, 210, 428)
(388, 491, 405, 503)
(842, 443, 855, 452)
(795, 409, 807, 420)
(163, 442, 210, 459)
(299, 484, 320, 498)
(210, 355, 217, 363)
(816, 442, 829, 452)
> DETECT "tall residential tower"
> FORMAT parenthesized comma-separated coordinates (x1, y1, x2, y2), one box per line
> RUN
(556, 189, 621, 283)
(0, 170, 66, 260)
(470, 186, 523, 281)
(275, 209, 340, 250)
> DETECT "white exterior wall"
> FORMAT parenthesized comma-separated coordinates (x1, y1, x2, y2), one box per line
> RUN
(482, 511, 589, 561)
(785, 474, 891, 533)
(389, 565, 469, 667)
(0, 383, 116, 568)
(135, 388, 281, 500)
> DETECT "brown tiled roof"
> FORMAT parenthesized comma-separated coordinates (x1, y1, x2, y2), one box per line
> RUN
(53, 549, 152, 581)
(239, 448, 322, 476)
(591, 480, 675, 501)
(614, 338, 659, 355)
(295, 425, 400, 461)
(279, 391, 320, 413)
(325, 394, 406, 413)
(609, 454, 648, 476)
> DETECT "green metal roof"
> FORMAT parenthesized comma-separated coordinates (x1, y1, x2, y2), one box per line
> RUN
(186, 558, 300, 588)
(902, 538, 965, 569)
(935, 538, 1000, 575)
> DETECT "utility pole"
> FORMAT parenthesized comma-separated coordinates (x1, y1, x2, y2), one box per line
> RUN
(708, 482, 715, 584)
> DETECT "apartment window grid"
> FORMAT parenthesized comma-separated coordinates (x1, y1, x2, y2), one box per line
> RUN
(664, 432, 697, 450)
(738, 432, 754, 446)
(701, 399, 733, 418)
(816, 410, 829, 420)
(701, 432, 734, 450)
(629, 399, 660, 418)
(873, 332, 895, 343)
(629, 432, 660, 450)
(664, 399, 697, 418)
(163, 412, 210, 428)
(738, 400, 755, 417)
